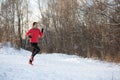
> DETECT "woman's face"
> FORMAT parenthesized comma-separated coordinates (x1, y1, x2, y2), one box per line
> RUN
(33, 23, 38, 29)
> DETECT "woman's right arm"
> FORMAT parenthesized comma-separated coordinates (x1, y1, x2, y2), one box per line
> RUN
(26, 29, 32, 37)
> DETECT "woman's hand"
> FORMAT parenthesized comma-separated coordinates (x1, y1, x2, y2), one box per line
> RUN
(41, 28, 44, 33)
(28, 35, 32, 38)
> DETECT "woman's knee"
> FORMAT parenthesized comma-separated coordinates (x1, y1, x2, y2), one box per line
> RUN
(38, 48, 40, 52)
(36, 47, 40, 52)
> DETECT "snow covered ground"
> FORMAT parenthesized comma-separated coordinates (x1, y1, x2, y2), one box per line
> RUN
(0, 45, 120, 80)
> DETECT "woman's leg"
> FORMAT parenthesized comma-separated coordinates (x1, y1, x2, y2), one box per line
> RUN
(32, 44, 40, 57)
(29, 43, 40, 64)
(29, 43, 37, 64)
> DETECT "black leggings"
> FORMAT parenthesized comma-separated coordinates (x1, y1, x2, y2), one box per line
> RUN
(31, 43, 40, 57)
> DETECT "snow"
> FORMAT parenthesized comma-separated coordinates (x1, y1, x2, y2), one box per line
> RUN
(0, 45, 120, 80)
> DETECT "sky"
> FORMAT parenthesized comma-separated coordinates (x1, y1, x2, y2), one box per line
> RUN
(29, 0, 48, 22)
(0, 0, 47, 22)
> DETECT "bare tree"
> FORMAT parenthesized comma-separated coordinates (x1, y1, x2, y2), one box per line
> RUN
(0, 0, 30, 49)
(36, 0, 120, 62)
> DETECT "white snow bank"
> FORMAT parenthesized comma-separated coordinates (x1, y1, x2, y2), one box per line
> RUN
(0, 45, 120, 80)
(0, 42, 30, 55)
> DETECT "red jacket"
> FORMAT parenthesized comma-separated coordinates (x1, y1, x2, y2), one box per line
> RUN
(26, 28, 43, 43)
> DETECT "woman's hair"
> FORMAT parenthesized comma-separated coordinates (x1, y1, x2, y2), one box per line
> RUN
(33, 22, 37, 26)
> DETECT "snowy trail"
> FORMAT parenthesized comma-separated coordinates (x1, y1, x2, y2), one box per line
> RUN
(0, 46, 120, 80)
